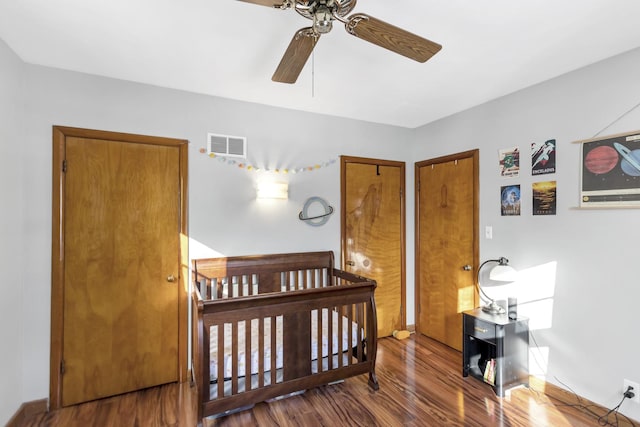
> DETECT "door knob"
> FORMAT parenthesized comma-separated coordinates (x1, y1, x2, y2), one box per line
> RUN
(462, 265, 472, 271)
(166, 275, 176, 282)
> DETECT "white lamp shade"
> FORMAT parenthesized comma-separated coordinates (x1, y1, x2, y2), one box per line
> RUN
(489, 264, 518, 282)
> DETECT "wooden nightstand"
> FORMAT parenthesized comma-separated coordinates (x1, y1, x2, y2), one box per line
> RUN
(462, 308, 529, 396)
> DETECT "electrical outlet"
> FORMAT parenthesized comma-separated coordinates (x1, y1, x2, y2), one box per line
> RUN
(624, 379, 640, 404)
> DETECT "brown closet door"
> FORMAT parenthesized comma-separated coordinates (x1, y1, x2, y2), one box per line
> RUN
(51, 127, 188, 407)
(415, 150, 478, 351)
(342, 157, 405, 338)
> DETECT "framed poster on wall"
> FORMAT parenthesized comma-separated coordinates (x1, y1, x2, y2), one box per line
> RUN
(500, 184, 521, 216)
(578, 130, 640, 208)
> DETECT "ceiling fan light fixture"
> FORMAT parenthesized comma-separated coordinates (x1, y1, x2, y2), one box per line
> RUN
(313, 8, 333, 34)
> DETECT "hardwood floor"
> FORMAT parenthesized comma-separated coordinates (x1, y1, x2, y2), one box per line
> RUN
(18, 336, 637, 426)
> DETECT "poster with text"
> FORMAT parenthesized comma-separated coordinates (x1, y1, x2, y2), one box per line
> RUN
(579, 130, 640, 207)
(501, 185, 521, 216)
(531, 139, 556, 175)
(532, 181, 556, 215)
(499, 147, 520, 177)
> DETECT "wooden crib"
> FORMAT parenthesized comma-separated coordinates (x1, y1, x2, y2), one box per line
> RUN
(191, 251, 379, 424)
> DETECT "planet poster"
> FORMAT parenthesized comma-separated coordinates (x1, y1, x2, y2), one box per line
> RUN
(499, 147, 520, 177)
(531, 139, 556, 175)
(532, 181, 557, 215)
(579, 130, 640, 207)
(501, 185, 521, 216)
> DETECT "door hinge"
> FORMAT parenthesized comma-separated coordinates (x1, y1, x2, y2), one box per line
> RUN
(400, 187, 403, 198)
(60, 359, 65, 375)
(62, 160, 67, 173)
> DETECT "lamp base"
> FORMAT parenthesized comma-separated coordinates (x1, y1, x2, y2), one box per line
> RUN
(481, 301, 506, 315)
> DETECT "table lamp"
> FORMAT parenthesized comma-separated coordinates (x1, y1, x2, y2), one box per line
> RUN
(477, 257, 518, 314)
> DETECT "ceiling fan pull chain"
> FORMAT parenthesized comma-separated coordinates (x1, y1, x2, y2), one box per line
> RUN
(312, 48, 315, 97)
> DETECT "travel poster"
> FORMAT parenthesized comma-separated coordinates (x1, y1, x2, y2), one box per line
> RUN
(531, 139, 556, 175)
(499, 147, 520, 177)
(532, 181, 557, 215)
(501, 185, 521, 216)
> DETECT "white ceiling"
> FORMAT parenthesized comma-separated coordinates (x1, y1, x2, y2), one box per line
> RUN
(2, 0, 640, 128)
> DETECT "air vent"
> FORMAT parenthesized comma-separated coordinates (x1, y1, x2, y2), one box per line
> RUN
(207, 133, 247, 158)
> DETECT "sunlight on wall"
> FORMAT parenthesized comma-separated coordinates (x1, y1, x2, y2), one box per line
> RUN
(189, 237, 226, 260)
(458, 285, 476, 313)
(529, 343, 550, 379)
(482, 261, 557, 331)
(514, 261, 557, 331)
(516, 261, 557, 381)
(481, 261, 558, 380)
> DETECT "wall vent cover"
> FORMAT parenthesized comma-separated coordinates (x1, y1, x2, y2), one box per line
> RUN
(207, 133, 247, 158)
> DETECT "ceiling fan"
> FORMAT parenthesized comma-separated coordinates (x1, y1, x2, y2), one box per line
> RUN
(238, 0, 442, 83)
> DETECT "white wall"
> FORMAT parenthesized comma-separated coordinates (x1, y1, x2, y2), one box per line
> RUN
(16, 62, 412, 413)
(412, 47, 640, 421)
(3, 35, 640, 423)
(0, 39, 25, 425)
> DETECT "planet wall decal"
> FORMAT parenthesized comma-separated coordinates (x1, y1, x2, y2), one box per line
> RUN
(584, 145, 618, 174)
(613, 142, 640, 177)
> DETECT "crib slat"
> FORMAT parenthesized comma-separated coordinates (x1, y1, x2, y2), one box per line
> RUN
(199, 279, 208, 300)
(356, 303, 364, 362)
(337, 305, 343, 369)
(231, 322, 238, 395)
(316, 309, 323, 372)
(270, 316, 276, 385)
(258, 317, 264, 388)
(202, 322, 210, 402)
(327, 307, 333, 370)
(245, 320, 251, 392)
(217, 324, 224, 399)
(345, 304, 353, 364)
(216, 278, 223, 300)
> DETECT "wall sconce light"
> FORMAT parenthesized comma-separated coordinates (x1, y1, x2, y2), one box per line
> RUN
(257, 181, 288, 200)
(476, 257, 518, 314)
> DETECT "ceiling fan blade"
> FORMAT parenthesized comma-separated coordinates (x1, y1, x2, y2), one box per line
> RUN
(272, 28, 319, 84)
(237, 0, 289, 7)
(345, 14, 442, 63)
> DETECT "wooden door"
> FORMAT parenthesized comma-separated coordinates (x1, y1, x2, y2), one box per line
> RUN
(341, 156, 405, 338)
(415, 150, 478, 351)
(50, 127, 189, 408)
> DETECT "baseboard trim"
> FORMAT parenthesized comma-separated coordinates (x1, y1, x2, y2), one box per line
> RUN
(5, 399, 48, 427)
(529, 376, 638, 426)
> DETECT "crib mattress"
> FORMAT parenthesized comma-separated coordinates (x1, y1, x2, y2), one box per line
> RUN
(210, 308, 361, 381)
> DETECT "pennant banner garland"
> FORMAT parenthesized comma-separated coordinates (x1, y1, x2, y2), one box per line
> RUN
(200, 147, 337, 174)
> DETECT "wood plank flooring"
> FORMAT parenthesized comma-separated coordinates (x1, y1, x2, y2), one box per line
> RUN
(18, 336, 637, 426)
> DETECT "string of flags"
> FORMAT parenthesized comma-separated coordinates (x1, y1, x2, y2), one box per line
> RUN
(199, 148, 337, 174)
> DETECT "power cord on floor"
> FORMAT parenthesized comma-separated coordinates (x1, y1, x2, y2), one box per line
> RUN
(527, 330, 637, 427)
(597, 387, 636, 427)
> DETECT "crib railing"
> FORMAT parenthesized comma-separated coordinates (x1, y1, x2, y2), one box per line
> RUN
(191, 252, 378, 422)
(193, 251, 337, 298)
